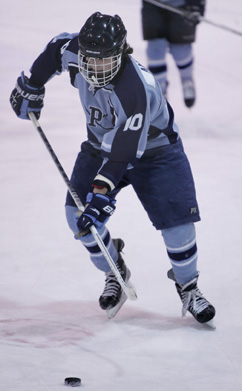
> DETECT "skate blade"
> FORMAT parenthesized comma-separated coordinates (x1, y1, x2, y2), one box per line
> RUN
(204, 319, 216, 329)
(106, 291, 128, 319)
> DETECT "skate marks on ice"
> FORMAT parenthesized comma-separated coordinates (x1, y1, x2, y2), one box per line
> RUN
(110, 305, 217, 333)
(0, 298, 105, 348)
(0, 297, 216, 350)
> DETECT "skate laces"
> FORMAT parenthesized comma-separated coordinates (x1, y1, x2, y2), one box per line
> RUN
(101, 262, 125, 298)
(180, 284, 210, 317)
(102, 274, 121, 298)
(101, 239, 125, 298)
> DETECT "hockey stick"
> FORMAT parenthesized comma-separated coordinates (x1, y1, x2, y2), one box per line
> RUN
(144, 0, 242, 37)
(28, 112, 137, 301)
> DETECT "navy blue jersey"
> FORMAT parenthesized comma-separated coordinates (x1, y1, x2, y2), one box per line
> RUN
(29, 32, 180, 190)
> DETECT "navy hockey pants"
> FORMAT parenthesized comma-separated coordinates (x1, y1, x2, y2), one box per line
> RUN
(66, 139, 200, 230)
(65, 139, 200, 284)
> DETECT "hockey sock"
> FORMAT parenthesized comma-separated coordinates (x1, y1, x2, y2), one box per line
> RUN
(162, 223, 198, 285)
(147, 38, 168, 94)
(65, 205, 118, 272)
(169, 43, 194, 81)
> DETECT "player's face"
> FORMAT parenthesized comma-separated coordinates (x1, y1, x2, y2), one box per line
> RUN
(86, 57, 116, 76)
(78, 50, 122, 87)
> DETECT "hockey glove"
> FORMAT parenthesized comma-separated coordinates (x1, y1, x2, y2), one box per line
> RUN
(10, 71, 45, 120)
(185, 0, 206, 24)
(76, 192, 116, 237)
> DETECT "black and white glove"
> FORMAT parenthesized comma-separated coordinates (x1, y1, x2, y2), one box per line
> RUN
(76, 192, 116, 237)
(185, 0, 206, 24)
(10, 72, 45, 120)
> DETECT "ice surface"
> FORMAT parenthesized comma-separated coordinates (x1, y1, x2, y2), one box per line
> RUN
(1, 0, 242, 390)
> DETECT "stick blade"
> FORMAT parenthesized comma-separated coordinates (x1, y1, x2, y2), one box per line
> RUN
(106, 281, 137, 319)
(127, 282, 138, 301)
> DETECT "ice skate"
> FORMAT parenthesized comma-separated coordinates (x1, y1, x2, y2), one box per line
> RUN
(182, 79, 196, 108)
(168, 269, 215, 324)
(99, 238, 131, 312)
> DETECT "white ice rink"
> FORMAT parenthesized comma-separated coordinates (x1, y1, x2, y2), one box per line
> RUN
(1, 0, 242, 390)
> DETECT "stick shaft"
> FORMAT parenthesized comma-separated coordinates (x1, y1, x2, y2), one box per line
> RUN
(28, 112, 137, 300)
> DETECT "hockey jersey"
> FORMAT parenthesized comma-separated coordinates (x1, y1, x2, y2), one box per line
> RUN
(29, 32, 180, 190)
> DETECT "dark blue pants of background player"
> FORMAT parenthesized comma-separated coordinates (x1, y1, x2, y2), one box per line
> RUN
(65, 139, 200, 285)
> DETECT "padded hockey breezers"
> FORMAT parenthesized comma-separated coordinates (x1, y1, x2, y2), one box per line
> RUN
(99, 238, 131, 310)
(182, 79, 196, 108)
(168, 269, 215, 323)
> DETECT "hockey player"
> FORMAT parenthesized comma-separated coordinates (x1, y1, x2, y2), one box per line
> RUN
(141, 0, 206, 107)
(10, 12, 215, 323)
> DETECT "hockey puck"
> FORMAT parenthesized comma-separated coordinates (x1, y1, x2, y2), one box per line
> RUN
(64, 377, 81, 387)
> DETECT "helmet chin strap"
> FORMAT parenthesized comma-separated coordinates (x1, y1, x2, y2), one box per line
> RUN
(91, 75, 98, 83)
